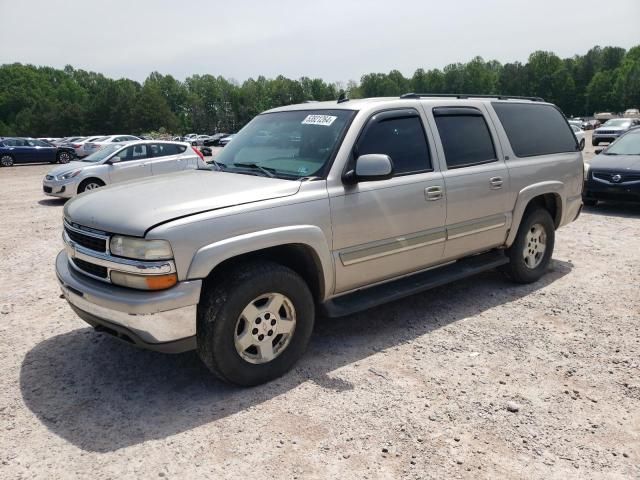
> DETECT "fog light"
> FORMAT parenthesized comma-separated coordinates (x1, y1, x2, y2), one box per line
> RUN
(111, 271, 177, 290)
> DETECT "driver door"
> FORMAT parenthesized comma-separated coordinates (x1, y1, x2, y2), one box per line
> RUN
(330, 109, 446, 293)
(108, 144, 152, 183)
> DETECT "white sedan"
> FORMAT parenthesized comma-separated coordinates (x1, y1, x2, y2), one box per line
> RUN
(82, 134, 141, 156)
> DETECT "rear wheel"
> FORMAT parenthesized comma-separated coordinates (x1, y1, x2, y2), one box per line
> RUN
(57, 151, 72, 164)
(197, 261, 315, 386)
(0, 154, 14, 167)
(78, 178, 105, 193)
(501, 208, 555, 284)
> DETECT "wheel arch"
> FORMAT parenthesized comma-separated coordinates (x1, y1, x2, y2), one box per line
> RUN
(506, 182, 563, 247)
(188, 226, 334, 303)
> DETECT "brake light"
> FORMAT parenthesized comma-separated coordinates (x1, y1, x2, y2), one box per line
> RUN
(72, 144, 81, 148)
(192, 146, 204, 160)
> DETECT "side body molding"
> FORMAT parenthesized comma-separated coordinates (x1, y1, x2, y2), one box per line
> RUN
(505, 181, 564, 247)
(186, 225, 335, 300)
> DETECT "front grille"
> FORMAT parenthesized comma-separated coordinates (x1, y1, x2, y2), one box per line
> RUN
(73, 258, 108, 278)
(43, 186, 52, 193)
(65, 226, 107, 252)
(593, 172, 640, 183)
(595, 130, 618, 135)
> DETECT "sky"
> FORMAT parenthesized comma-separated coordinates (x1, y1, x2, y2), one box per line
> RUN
(1, 0, 639, 84)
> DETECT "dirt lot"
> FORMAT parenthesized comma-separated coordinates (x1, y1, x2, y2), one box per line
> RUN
(0, 133, 639, 479)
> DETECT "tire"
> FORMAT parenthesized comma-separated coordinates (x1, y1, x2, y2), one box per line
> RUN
(57, 151, 72, 164)
(0, 154, 14, 167)
(579, 138, 585, 151)
(583, 198, 597, 207)
(501, 208, 555, 284)
(197, 261, 315, 386)
(78, 178, 105, 193)
(592, 139, 599, 147)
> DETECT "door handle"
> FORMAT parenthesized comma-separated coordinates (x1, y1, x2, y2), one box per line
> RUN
(425, 186, 444, 201)
(490, 177, 503, 189)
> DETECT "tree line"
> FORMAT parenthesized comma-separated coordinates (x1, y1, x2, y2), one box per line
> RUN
(0, 45, 638, 137)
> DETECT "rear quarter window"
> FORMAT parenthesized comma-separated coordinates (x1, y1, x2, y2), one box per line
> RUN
(492, 102, 577, 157)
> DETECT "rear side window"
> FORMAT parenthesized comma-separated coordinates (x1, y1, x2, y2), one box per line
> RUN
(433, 108, 497, 169)
(150, 143, 182, 157)
(357, 113, 431, 175)
(492, 102, 577, 157)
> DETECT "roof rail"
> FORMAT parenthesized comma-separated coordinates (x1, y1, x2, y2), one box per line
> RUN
(400, 93, 545, 102)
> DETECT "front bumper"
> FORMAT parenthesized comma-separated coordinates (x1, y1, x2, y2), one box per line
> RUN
(583, 179, 640, 203)
(56, 250, 201, 352)
(593, 132, 622, 143)
(43, 177, 78, 198)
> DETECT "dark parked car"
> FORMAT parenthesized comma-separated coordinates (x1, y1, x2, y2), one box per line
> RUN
(583, 128, 640, 206)
(0, 137, 76, 167)
(581, 119, 600, 130)
(203, 133, 230, 147)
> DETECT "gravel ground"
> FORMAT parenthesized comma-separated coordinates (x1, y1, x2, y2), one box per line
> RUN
(0, 133, 639, 479)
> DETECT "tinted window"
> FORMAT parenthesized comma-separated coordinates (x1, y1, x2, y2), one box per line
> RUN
(119, 144, 148, 161)
(357, 114, 431, 175)
(27, 139, 50, 147)
(434, 110, 496, 169)
(492, 102, 577, 157)
(150, 143, 181, 157)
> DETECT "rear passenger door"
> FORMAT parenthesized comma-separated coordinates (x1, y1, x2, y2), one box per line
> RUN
(149, 143, 189, 175)
(330, 108, 446, 293)
(428, 105, 510, 259)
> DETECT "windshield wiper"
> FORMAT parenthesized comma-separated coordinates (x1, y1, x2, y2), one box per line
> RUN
(232, 162, 277, 178)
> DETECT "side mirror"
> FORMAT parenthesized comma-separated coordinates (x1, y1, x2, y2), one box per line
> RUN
(595, 149, 603, 155)
(344, 154, 394, 184)
(110, 156, 121, 164)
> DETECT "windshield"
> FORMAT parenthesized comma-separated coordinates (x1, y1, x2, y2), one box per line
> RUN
(603, 119, 631, 128)
(212, 110, 355, 179)
(605, 132, 640, 155)
(82, 144, 122, 162)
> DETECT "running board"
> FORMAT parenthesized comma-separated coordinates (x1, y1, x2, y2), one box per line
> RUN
(321, 250, 509, 318)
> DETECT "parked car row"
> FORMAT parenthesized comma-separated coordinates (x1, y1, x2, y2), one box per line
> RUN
(173, 133, 236, 147)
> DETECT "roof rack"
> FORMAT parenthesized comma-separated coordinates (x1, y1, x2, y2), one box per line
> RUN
(400, 93, 545, 102)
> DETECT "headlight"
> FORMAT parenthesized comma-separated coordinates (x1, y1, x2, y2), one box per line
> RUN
(583, 163, 590, 181)
(58, 170, 81, 180)
(111, 271, 177, 290)
(110, 236, 173, 260)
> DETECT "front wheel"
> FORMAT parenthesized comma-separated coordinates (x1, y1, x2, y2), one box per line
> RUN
(501, 208, 555, 284)
(579, 138, 585, 151)
(592, 139, 599, 147)
(0, 154, 14, 167)
(78, 178, 105, 193)
(197, 261, 315, 386)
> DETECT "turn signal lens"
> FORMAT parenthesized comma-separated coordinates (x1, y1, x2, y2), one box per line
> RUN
(111, 271, 177, 290)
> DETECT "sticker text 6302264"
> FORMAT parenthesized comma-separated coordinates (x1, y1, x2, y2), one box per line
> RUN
(301, 115, 338, 126)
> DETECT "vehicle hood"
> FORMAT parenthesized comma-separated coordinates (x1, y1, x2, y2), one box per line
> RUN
(64, 170, 301, 236)
(595, 126, 627, 132)
(46, 161, 89, 177)
(589, 154, 640, 171)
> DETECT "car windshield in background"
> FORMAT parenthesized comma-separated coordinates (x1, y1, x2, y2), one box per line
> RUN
(81, 144, 121, 162)
(605, 132, 640, 155)
(213, 110, 355, 179)
(603, 119, 631, 128)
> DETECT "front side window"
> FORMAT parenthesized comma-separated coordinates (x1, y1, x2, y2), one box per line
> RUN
(492, 102, 577, 157)
(120, 144, 148, 161)
(356, 113, 431, 175)
(214, 109, 355, 179)
(434, 108, 497, 169)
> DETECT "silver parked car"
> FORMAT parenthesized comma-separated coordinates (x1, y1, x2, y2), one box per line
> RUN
(43, 140, 205, 198)
(592, 118, 640, 146)
(56, 95, 583, 386)
(82, 134, 141, 156)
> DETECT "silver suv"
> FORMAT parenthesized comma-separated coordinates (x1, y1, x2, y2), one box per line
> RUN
(43, 140, 203, 197)
(56, 95, 583, 385)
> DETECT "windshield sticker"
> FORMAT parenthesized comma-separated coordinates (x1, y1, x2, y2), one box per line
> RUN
(302, 115, 337, 126)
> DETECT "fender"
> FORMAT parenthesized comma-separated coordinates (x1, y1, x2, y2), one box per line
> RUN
(505, 181, 564, 247)
(186, 225, 334, 300)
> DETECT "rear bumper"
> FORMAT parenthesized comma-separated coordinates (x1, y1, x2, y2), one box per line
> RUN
(56, 250, 201, 352)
